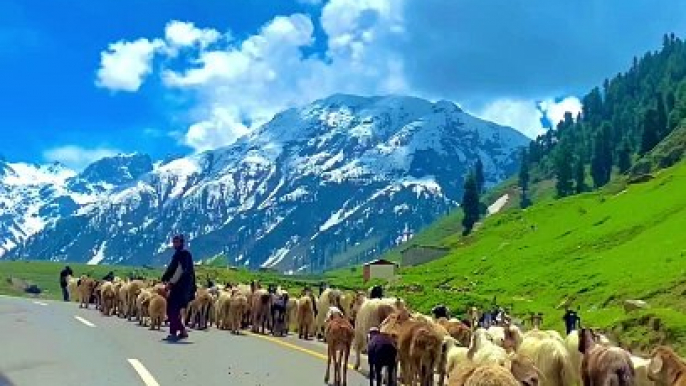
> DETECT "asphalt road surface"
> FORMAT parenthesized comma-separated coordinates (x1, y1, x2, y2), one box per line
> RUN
(0, 295, 369, 386)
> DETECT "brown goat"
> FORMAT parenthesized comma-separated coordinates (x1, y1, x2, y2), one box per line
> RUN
(647, 346, 686, 386)
(251, 289, 272, 334)
(578, 328, 636, 386)
(437, 318, 473, 347)
(77, 277, 96, 309)
(297, 295, 315, 340)
(126, 280, 146, 321)
(99, 282, 117, 316)
(396, 318, 443, 385)
(448, 353, 541, 386)
(147, 286, 167, 331)
(324, 314, 354, 386)
(229, 291, 248, 335)
(187, 288, 213, 330)
(449, 364, 520, 386)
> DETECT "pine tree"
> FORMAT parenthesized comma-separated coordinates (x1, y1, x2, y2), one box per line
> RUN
(475, 158, 485, 194)
(617, 141, 632, 174)
(574, 159, 586, 194)
(591, 124, 613, 188)
(667, 91, 676, 112)
(656, 93, 668, 139)
(528, 141, 541, 163)
(519, 149, 531, 208)
(640, 108, 660, 155)
(461, 172, 480, 236)
(554, 144, 574, 198)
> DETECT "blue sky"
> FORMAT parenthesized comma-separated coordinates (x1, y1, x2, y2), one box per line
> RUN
(2, 0, 686, 169)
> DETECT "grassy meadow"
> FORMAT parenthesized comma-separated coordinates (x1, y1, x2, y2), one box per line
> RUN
(3, 160, 686, 355)
(322, 160, 686, 355)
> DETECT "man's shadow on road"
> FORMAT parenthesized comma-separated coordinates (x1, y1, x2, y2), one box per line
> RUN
(161, 338, 195, 345)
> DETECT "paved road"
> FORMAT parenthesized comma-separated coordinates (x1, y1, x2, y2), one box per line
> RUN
(0, 295, 369, 386)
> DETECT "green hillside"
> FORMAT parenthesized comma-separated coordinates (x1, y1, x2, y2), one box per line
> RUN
(326, 158, 686, 355)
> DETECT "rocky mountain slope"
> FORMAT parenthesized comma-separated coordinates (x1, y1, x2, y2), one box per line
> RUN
(1, 94, 529, 271)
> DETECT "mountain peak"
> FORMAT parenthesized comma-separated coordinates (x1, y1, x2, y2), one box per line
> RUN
(77, 152, 153, 185)
(2, 94, 528, 269)
(433, 100, 463, 113)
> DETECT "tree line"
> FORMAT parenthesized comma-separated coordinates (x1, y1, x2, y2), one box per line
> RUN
(519, 33, 686, 202)
(462, 33, 686, 235)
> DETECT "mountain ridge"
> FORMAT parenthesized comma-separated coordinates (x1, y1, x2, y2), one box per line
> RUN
(1, 94, 528, 270)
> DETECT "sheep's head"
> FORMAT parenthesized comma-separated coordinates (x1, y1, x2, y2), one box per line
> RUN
(647, 345, 686, 384)
(508, 353, 542, 386)
(578, 328, 598, 354)
(504, 326, 523, 353)
(380, 308, 412, 335)
(326, 306, 344, 323)
(530, 313, 543, 330)
(471, 328, 494, 349)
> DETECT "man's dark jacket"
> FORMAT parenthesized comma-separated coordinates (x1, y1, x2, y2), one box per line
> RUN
(59, 268, 72, 288)
(161, 249, 197, 309)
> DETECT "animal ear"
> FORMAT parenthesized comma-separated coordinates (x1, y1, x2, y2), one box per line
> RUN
(648, 355, 663, 374)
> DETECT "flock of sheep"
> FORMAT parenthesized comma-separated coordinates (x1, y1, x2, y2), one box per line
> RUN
(63, 274, 686, 386)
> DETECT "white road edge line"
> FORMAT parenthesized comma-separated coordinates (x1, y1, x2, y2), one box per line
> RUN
(74, 315, 96, 327)
(128, 359, 161, 386)
(33, 301, 48, 306)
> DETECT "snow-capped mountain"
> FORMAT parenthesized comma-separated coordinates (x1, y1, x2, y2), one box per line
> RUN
(1, 94, 529, 271)
(0, 154, 153, 257)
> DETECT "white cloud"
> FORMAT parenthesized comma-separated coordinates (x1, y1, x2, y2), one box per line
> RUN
(95, 38, 164, 92)
(164, 20, 221, 51)
(539, 96, 583, 128)
(475, 96, 583, 139)
(95, 0, 407, 151)
(475, 99, 547, 139)
(97, 0, 593, 150)
(43, 145, 122, 170)
(155, 1, 405, 151)
(184, 106, 251, 152)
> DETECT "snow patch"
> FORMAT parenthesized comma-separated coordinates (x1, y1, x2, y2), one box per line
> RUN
(3, 162, 75, 186)
(261, 246, 290, 268)
(87, 242, 107, 265)
(487, 194, 509, 215)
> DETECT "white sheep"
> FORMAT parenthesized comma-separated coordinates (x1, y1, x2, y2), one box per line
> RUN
(517, 334, 577, 386)
(630, 354, 656, 386)
(352, 296, 403, 370)
(315, 288, 344, 338)
(467, 328, 510, 366)
(444, 336, 470, 375)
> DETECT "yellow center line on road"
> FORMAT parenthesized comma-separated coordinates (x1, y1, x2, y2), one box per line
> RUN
(245, 331, 357, 370)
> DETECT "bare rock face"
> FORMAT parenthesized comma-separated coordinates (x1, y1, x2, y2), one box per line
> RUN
(623, 299, 650, 313)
